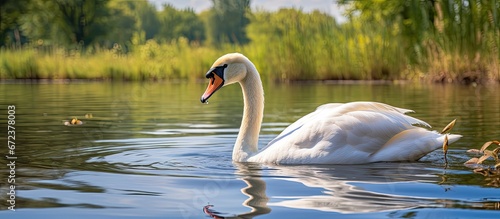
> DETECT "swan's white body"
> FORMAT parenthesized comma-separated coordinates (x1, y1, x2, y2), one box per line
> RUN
(201, 53, 461, 164)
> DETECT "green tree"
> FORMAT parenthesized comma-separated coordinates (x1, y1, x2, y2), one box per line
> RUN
(134, 1, 160, 40)
(96, 1, 137, 50)
(340, 0, 500, 59)
(19, 0, 111, 47)
(156, 4, 205, 43)
(207, 0, 250, 45)
(52, 0, 110, 46)
(0, 0, 31, 46)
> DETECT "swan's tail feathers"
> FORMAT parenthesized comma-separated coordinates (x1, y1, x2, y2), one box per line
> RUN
(403, 115, 432, 128)
(370, 129, 462, 162)
(393, 106, 415, 114)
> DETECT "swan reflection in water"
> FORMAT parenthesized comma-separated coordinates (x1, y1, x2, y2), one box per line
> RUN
(204, 163, 271, 219)
(204, 162, 447, 218)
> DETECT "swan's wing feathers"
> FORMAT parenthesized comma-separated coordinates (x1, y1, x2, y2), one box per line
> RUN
(265, 103, 344, 148)
(266, 102, 427, 154)
(317, 102, 430, 129)
(322, 111, 411, 154)
(315, 103, 344, 111)
(255, 101, 444, 164)
(336, 102, 430, 128)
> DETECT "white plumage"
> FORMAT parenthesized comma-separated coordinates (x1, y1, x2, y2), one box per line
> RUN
(201, 53, 461, 164)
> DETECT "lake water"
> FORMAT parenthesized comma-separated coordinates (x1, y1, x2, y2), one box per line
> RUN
(0, 81, 499, 219)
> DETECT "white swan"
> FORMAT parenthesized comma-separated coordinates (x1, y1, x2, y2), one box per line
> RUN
(200, 53, 461, 164)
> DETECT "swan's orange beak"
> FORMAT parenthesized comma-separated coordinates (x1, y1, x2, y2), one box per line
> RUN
(201, 73, 224, 103)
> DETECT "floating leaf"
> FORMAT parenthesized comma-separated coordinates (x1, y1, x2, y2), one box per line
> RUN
(64, 117, 83, 126)
(71, 118, 82, 125)
(466, 140, 500, 178)
(480, 140, 500, 152)
(466, 149, 481, 154)
(491, 148, 500, 163)
(477, 151, 493, 164)
(493, 147, 500, 155)
(485, 150, 496, 156)
(440, 119, 457, 134)
(465, 157, 479, 164)
(473, 168, 489, 176)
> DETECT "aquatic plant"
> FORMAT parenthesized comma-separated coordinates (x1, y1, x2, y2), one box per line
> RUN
(63, 117, 83, 126)
(466, 140, 500, 168)
(465, 140, 500, 186)
(440, 119, 457, 165)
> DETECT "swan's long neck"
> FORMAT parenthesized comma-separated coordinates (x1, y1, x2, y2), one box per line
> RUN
(233, 63, 264, 162)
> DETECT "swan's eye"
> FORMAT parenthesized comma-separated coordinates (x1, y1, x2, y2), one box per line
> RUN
(206, 64, 228, 79)
(205, 64, 227, 78)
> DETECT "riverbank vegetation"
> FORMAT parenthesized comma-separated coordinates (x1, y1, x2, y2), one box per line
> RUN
(0, 0, 498, 83)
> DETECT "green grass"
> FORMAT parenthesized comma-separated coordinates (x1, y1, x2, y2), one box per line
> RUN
(0, 40, 220, 81)
(1, 9, 498, 83)
(1, 40, 497, 82)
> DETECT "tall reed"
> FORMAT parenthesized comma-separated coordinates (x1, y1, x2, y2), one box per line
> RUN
(1, 7, 498, 82)
(0, 39, 219, 81)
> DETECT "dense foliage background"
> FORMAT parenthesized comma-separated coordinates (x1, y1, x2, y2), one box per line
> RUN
(0, 0, 498, 82)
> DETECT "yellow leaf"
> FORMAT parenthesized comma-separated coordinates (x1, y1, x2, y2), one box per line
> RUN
(477, 153, 492, 164)
(480, 141, 499, 152)
(493, 147, 500, 155)
(464, 157, 479, 164)
(440, 119, 457, 134)
(442, 135, 449, 164)
(442, 135, 449, 153)
(466, 149, 481, 154)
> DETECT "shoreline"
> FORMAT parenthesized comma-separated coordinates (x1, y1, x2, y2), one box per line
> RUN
(1, 78, 498, 85)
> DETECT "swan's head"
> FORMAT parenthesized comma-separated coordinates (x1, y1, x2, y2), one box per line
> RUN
(201, 53, 250, 103)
